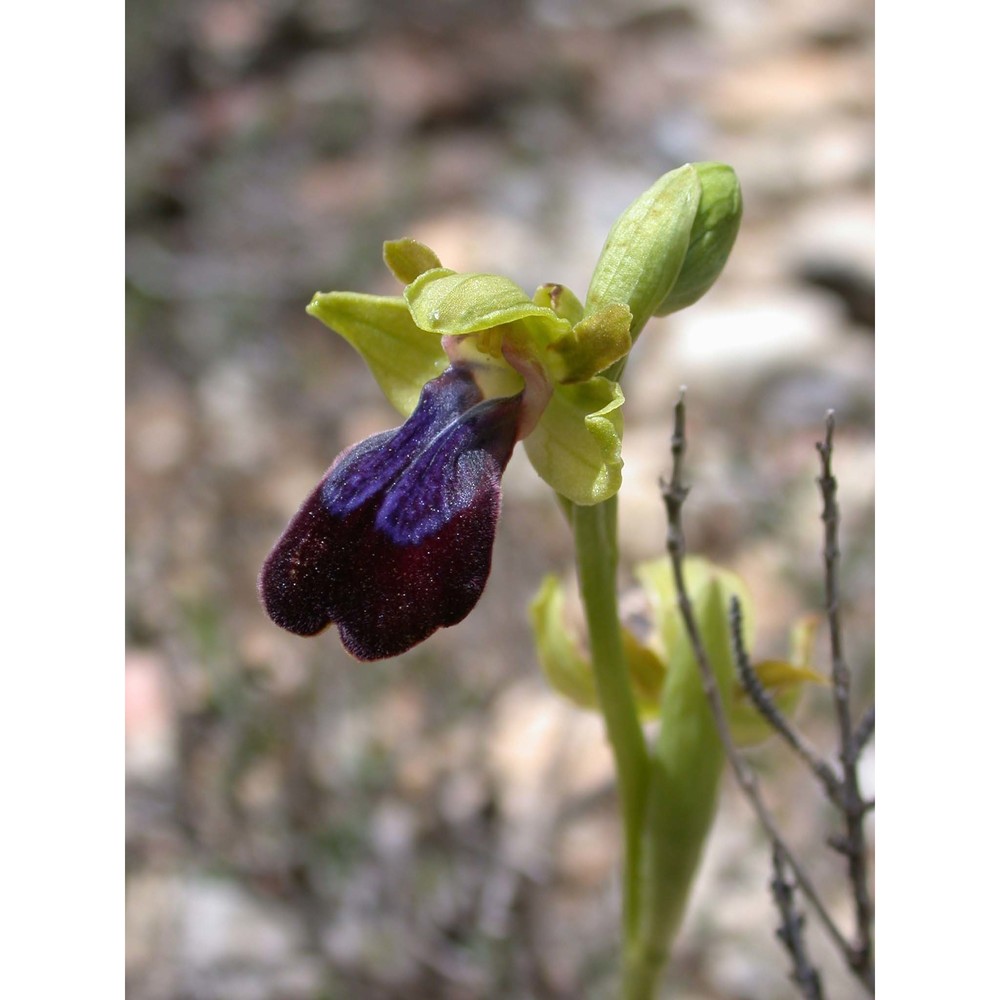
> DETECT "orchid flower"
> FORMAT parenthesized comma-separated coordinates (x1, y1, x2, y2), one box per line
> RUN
(259, 241, 630, 660)
(259, 163, 742, 661)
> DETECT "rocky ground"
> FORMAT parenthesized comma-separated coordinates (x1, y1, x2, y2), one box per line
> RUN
(126, 1, 874, 997)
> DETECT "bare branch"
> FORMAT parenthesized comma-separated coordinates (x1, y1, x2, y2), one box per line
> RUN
(660, 393, 866, 989)
(853, 705, 875, 755)
(816, 413, 875, 982)
(816, 412, 853, 745)
(663, 386, 690, 565)
(771, 845, 826, 1000)
(729, 597, 844, 806)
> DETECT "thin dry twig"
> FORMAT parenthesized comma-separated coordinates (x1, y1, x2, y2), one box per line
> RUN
(659, 392, 867, 993)
(816, 413, 875, 982)
(853, 705, 875, 756)
(771, 845, 825, 1000)
(729, 597, 843, 805)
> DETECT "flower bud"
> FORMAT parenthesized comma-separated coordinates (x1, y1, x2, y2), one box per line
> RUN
(585, 163, 742, 339)
(655, 163, 742, 317)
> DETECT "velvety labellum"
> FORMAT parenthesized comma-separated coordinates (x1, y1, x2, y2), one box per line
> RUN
(259, 365, 522, 660)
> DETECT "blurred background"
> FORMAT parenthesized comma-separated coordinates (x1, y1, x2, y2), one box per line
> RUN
(125, 0, 874, 997)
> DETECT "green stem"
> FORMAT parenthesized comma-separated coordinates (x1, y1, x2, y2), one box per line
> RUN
(571, 498, 650, 957)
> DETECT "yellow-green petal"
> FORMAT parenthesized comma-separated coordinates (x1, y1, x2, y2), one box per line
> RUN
(307, 291, 447, 416)
(383, 238, 443, 285)
(546, 303, 632, 384)
(523, 377, 624, 505)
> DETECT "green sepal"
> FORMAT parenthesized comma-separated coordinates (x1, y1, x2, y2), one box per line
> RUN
(586, 163, 701, 340)
(306, 291, 447, 416)
(405, 269, 566, 336)
(383, 238, 442, 285)
(654, 163, 742, 316)
(530, 574, 600, 711)
(524, 377, 624, 505)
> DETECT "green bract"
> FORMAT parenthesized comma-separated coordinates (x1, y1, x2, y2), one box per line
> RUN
(638, 577, 733, 959)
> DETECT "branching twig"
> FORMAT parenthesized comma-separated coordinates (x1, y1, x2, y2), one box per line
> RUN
(661, 397, 876, 994)
(729, 597, 844, 806)
(853, 705, 875, 756)
(659, 392, 864, 991)
(771, 845, 825, 1000)
(816, 413, 875, 982)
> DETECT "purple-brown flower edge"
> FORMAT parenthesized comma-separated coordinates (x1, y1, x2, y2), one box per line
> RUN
(259, 364, 523, 660)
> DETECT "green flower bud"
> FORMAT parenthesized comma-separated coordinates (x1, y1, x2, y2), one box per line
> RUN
(585, 162, 742, 339)
(655, 163, 742, 317)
